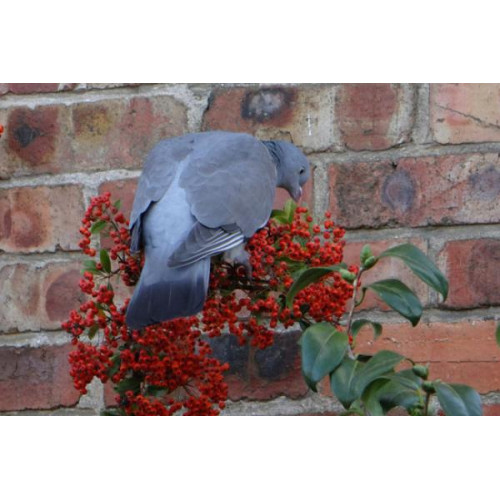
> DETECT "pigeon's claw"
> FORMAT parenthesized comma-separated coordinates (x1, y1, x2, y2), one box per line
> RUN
(223, 243, 253, 281)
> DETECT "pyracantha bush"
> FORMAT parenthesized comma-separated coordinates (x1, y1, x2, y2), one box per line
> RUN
(63, 193, 355, 415)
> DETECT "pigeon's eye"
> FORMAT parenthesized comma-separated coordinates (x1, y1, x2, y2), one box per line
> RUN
(299, 167, 305, 175)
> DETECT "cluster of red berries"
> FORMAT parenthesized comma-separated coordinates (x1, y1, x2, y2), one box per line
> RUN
(202, 206, 356, 348)
(63, 193, 354, 415)
(64, 192, 230, 415)
(0, 124, 4, 138)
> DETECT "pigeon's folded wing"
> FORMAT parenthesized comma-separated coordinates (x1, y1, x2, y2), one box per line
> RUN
(179, 133, 276, 237)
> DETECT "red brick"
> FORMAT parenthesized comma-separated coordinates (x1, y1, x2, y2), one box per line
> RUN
(0, 83, 8, 96)
(0, 261, 84, 333)
(0, 184, 85, 253)
(329, 153, 500, 229)
(431, 84, 500, 144)
(355, 320, 500, 393)
(71, 96, 187, 170)
(483, 404, 500, 416)
(438, 239, 500, 309)
(209, 331, 308, 401)
(0, 344, 80, 411)
(4, 106, 61, 172)
(99, 178, 138, 220)
(0, 95, 187, 178)
(342, 238, 431, 310)
(202, 85, 337, 152)
(336, 84, 414, 151)
(8, 83, 77, 94)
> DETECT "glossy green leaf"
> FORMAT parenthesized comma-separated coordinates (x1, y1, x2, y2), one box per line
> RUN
(354, 350, 405, 396)
(271, 199, 297, 224)
(367, 279, 423, 326)
(300, 323, 349, 390)
(351, 319, 382, 340)
(115, 376, 141, 395)
(87, 324, 99, 340)
(286, 265, 345, 307)
(435, 382, 483, 416)
(361, 378, 388, 416)
(108, 354, 122, 378)
(82, 259, 98, 274)
(379, 244, 448, 301)
(100, 249, 111, 273)
(113, 199, 122, 210)
(361, 369, 422, 415)
(330, 356, 362, 408)
(496, 323, 500, 348)
(90, 219, 107, 234)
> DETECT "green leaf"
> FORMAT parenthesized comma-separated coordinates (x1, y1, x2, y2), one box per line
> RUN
(351, 319, 382, 340)
(354, 350, 405, 396)
(378, 370, 423, 408)
(367, 279, 423, 326)
(496, 323, 500, 348)
(435, 382, 483, 416)
(330, 356, 362, 408)
(90, 219, 107, 234)
(115, 376, 141, 396)
(271, 199, 297, 224)
(108, 354, 122, 378)
(145, 385, 168, 397)
(362, 378, 389, 416)
(100, 249, 111, 273)
(87, 324, 99, 340)
(82, 259, 98, 274)
(300, 323, 349, 390)
(286, 264, 345, 307)
(113, 199, 122, 210)
(379, 244, 448, 301)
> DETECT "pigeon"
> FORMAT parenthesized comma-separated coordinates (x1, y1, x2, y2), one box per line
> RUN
(125, 131, 310, 329)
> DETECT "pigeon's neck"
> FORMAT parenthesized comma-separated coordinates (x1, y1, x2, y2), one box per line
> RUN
(262, 141, 284, 186)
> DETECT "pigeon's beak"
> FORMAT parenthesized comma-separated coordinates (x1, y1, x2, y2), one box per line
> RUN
(292, 186, 303, 202)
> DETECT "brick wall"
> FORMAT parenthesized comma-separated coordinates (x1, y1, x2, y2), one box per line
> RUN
(1, 83, 499, 415)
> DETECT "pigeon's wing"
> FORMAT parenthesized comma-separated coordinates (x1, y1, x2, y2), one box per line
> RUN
(168, 222, 245, 267)
(129, 134, 196, 252)
(179, 132, 277, 238)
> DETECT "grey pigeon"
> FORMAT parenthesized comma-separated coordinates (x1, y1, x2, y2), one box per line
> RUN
(125, 131, 310, 329)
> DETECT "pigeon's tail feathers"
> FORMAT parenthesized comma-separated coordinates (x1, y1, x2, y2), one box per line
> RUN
(168, 222, 245, 268)
(129, 221, 142, 253)
(125, 252, 210, 330)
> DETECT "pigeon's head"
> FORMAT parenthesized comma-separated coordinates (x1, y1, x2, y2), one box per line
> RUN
(264, 140, 310, 202)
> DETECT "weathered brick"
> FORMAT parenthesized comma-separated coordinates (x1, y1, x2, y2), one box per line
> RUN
(99, 178, 138, 220)
(0, 184, 85, 253)
(438, 238, 500, 309)
(355, 320, 500, 393)
(209, 330, 308, 401)
(336, 83, 414, 151)
(7, 83, 77, 94)
(483, 404, 500, 416)
(329, 153, 500, 229)
(0, 344, 80, 411)
(431, 83, 500, 144)
(1, 105, 62, 177)
(343, 238, 431, 310)
(0, 261, 84, 333)
(0, 95, 188, 178)
(71, 96, 188, 170)
(202, 85, 337, 152)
